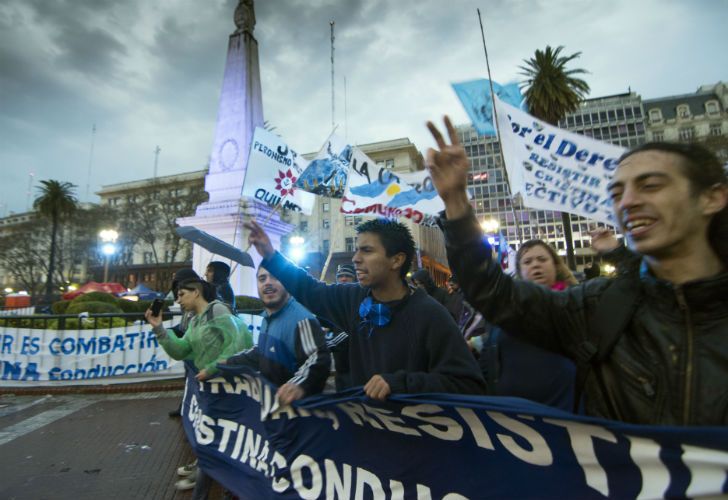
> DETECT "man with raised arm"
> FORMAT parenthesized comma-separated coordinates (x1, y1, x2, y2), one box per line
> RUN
(426, 116, 728, 425)
(243, 217, 486, 400)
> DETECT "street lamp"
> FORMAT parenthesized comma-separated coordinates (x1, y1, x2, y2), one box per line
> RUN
(99, 229, 119, 282)
(288, 235, 306, 263)
(481, 218, 500, 234)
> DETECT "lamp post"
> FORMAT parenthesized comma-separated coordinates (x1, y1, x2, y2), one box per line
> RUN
(481, 218, 500, 234)
(99, 229, 119, 282)
(287, 235, 306, 264)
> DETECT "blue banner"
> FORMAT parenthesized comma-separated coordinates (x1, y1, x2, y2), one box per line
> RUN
(452, 79, 526, 136)
(182, 364, 728, 499)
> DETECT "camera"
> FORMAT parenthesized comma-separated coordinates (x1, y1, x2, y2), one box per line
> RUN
(150, 298, 164, 316)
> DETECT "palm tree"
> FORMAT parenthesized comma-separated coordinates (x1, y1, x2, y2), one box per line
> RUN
(34, 180, 78, 303)
(520, 45, 590, 270)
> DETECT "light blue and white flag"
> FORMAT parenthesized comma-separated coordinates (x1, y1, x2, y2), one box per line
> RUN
(494, 95, 625, 225)
(452, 79, 526, 136)
(295, 133, 351, 198)
(341, 148, 444, 225)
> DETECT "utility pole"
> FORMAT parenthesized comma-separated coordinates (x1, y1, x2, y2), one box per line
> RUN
(330, 21, 335, 129)
(26, 171, 35, 212)
(85, 123, 97, 201)
(153, 145, 161, 178)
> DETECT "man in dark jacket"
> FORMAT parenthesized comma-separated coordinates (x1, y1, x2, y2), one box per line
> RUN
(205, 261, 236, 312)
(243, 217, 487, 400)
(426, 117, 728, 426)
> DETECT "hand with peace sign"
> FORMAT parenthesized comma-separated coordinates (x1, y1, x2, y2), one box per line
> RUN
(426, 116, 473, 220)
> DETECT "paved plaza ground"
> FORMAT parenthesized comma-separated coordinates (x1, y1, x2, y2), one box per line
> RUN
(0, 388, 228, 499)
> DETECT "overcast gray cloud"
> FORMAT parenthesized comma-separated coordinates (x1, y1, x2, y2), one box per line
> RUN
(1, 0, 726, 214)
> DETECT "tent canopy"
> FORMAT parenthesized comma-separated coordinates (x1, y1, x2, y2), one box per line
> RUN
(62, 281, 127, 301)
(121, 283, 165, 300)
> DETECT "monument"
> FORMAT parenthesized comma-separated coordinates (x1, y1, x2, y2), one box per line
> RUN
(178, 0, 292, 297)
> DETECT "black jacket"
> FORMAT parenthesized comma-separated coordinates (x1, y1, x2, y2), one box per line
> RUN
(262, 251, 487, 396)
(442, 210, 728, 426)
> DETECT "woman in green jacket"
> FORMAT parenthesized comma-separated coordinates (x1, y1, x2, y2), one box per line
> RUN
(145, 278, 252, 381)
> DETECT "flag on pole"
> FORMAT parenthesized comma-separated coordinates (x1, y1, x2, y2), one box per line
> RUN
(340, 148, 444, 225)
(452, 79, 526, 136)
(241, 127, 315, 215)
(295, 133, 351, 198)
(493, 95, 625, 225)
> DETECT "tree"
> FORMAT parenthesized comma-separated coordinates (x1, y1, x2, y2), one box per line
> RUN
(112, 182, 207, 288)
(520, 45, 590, 270)
(33, 180, 78, 302)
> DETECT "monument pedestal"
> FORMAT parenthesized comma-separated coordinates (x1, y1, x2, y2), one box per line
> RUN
(177, 199, 293, 298)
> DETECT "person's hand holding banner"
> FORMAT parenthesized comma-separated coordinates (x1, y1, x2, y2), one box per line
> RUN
(243, 219, 275, 259)
(364, 374, 391, 401)
(276, 383, 305, 406)
(426, 116, 473, 220)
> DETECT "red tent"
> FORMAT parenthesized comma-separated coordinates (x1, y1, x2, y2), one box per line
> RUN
(62, 281, 127, 301)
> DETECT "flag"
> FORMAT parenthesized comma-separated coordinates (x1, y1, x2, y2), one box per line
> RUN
(295, 133, 351, 198)
(452, 79, 526, 136)
(493, 95, 625, 225)
(241, 127, 315, 215)
(341, 149, 444, 225)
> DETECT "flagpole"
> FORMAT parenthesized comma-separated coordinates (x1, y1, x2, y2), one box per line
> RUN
(476, 8, 524, 246)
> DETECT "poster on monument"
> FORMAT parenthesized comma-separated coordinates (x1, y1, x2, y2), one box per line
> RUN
(242, 127, 315, 215)
(494, 95, 625, 225)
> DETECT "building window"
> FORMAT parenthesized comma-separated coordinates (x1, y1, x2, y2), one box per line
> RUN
(345, 237, 354, 252)
(677, 104, 690, 119)
(322, 240, 330, 255)
(300, 221, 308, 232)
(710, 124, 723, 137)
(679, 127, 695, 141)
(385, 159, 395, 169)
(143, 252, 154, 264)
(648, 109, 662, 123)
(322, 202, 330, 212)
(345, 216, 356, 226)
(652, 130, 664, 142)
(322, 219, 330, 229)
(706, 101, 720, 115)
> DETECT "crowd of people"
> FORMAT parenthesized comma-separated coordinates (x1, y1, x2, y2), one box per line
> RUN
(146, 134, 728, 497)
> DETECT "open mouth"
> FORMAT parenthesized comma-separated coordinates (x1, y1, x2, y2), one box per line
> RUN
(625, 218, 656, 238)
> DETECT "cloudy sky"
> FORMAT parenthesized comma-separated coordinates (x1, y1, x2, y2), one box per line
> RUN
(1, 0, 726, 214)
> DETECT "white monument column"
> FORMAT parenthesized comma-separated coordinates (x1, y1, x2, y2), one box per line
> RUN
(178, 0, 292, 297)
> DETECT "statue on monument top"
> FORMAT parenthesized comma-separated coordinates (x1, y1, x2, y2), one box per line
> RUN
(234, 0, 255, 34)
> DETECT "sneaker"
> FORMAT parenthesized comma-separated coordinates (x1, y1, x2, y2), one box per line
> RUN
(168, 408, 181, 418)
(177, 460, 197, 477)
(175, 477, 196, 491)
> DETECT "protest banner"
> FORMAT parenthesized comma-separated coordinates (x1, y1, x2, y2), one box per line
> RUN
(0, 314, 264, 387)
(183, 365, 728, 499)
(494, 95, 625, 225)
(340, 148, 444, 226)
(296, 133, 351, 198)
(452, 79, 526, 136)
(242, 127, 315, 215)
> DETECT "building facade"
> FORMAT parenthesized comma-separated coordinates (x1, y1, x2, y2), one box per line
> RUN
(94, 170, 207, 290)
(643, 81, 728, 161)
